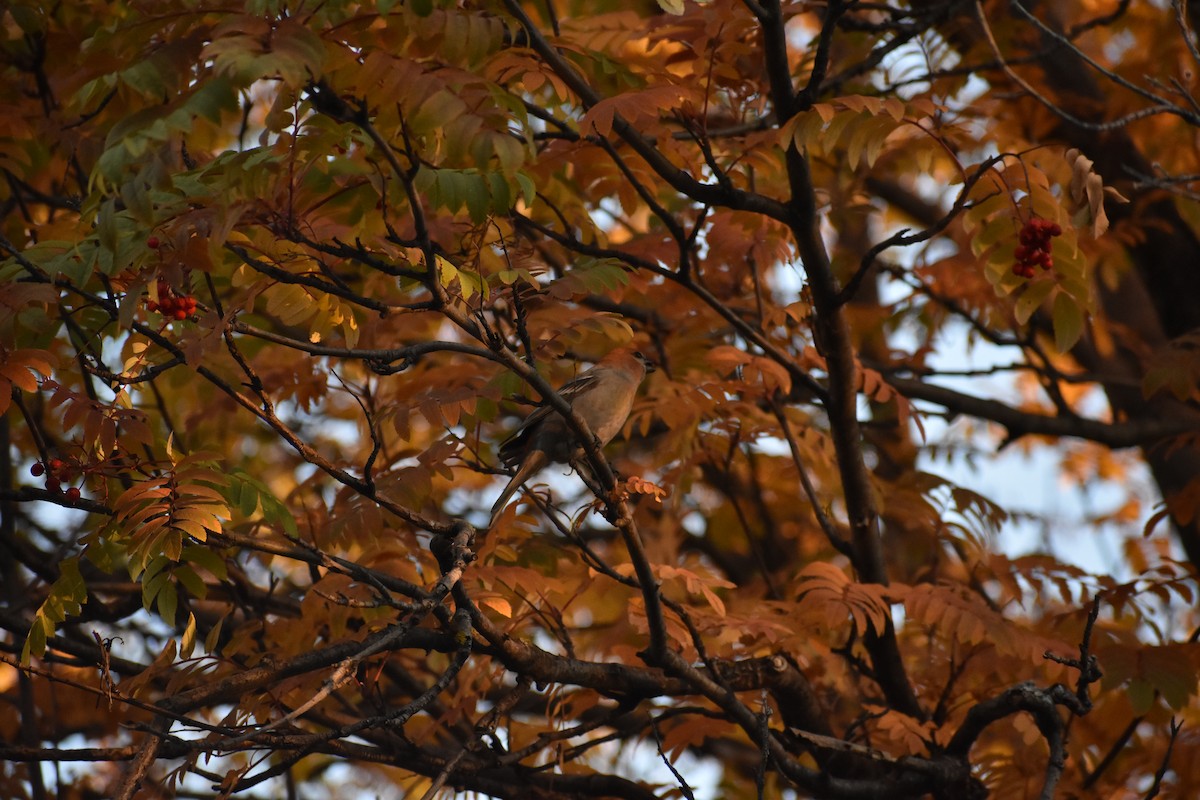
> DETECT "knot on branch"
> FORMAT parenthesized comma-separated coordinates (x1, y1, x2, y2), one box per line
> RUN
(366, 356, 412, 375)
(430, 523, 477, 575)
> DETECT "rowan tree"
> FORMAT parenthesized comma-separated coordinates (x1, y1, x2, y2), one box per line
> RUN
(3, 1, 1200, 798)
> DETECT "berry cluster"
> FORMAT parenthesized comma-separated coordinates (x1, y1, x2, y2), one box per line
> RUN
(31, 458, 82, 500)
(1013, 217, 1062, 278)
(147, 278, 197, 320)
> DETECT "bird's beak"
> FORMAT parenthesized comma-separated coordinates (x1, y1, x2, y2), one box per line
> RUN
(635, 351, 657, 373)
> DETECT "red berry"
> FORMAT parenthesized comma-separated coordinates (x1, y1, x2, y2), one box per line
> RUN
(31, 461, 45, 476)
(1018, 217, 1062, 247)
(147, 236, 160, 249)
(65, 487, 81, 501)
(1013, 259, 1036, 278)
(45, 477, 61, 493)
(48, 458, 64, 472)
(173, 308, 188, 320)
(1014, 217, 1063, 278)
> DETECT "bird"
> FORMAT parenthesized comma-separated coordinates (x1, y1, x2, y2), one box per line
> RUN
(489, 346, 654, 524)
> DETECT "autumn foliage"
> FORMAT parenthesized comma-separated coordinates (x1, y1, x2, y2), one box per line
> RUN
(4, 1, 1200, 799)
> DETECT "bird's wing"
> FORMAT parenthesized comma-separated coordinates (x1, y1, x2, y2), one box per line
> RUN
(497, 370, 601, 465)
(554, 371, 600, 399)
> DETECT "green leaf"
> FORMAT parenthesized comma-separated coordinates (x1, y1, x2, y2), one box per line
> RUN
(237, 477, 260, 517)
(8, 5, 45, 34)
(23, 559, 87, 663)
(464, 174, 490, 224)
(1014, 280, 1055, 326)
(1143, 646, 1198, 710)
(175, 564, 207, 599)
(143, 567, 170, 611)
(962, 191, 1007, 234)
(182, 544, 228, 581)
(260, 490, 299, 537)
(157, 582, 178, 627)
(1127, 677, 1156, 715)
(1052, 291, 1085, 353)
(22, 620, 47, 664)
(492, 134, 525, 175)
(488, 171, 512, 212)
(516, 172, 536, 208)
(410, 90, 468, 135)
(96, 198, 119, 256)
(572, 257, 631, 293)
(185, 75, 238, 124)
(271, 20, 326, 88)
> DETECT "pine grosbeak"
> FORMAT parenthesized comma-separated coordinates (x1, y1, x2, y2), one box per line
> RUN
(490, 346, 654, 523)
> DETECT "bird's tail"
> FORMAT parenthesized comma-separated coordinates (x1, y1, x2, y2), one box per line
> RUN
(489, 450, 549, 526)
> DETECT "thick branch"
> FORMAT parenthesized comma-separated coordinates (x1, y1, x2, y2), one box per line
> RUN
(883, 373, 1200, 447)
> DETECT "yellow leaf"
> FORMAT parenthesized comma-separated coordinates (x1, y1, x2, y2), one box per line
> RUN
(181, 612, 197, 659)
(480, 596, 512, 618)
(436, 254, 459, 289)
